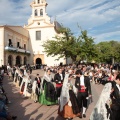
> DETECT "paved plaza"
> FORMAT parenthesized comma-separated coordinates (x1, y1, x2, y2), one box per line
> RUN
(3, 69, 103, 120)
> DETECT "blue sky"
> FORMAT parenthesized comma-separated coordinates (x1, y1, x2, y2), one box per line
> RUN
(0, 0, 120, 43)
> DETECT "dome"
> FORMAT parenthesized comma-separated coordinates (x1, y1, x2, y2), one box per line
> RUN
(54, 21, 61, 33)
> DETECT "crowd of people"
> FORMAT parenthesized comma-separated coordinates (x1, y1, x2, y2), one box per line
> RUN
(0, 67, 17, 120)
(0, 63, 120, 120)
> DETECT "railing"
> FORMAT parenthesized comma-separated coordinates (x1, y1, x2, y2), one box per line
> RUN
(5, 46, 31, 54)
(5, 46, 17, 51)
(17, 48, 25, 53)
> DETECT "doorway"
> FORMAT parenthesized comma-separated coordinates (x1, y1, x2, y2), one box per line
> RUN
(16, 56, 21, 65)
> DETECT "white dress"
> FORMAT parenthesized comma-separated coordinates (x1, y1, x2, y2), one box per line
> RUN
(20, 75, 31, 97)
(23, 76, 31, 97)
(31, 80, 38, 102)
(90, 83, 112, 120)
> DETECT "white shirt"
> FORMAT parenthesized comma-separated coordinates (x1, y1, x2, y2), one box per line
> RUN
(7, 65, 10, 70)
(80, 75, 85, 86)
(89, 72, 93, 76)
(60, 74, 63, 80)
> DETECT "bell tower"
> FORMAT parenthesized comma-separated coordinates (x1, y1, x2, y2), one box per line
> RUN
(26, 0, 51, 26)
(31, 0, 47, 18)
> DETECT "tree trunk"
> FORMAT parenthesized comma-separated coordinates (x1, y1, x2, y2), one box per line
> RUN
(71, 56, 77, 64)
(112, 57, 114, 65)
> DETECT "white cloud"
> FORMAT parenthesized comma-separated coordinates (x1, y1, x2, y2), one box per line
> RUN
(93, 30, 120, 43)
(0, 0, 119, 43)
(53, 0, 120, 28)
(0, 0, 31, 25)
(47, 0, 120, 43)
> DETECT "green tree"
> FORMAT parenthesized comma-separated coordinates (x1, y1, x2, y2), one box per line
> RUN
(42, 27, 78, 61)
(42, 26, 96, 63)
(77, 30, 97, 62)
(96, 41, 120, 64)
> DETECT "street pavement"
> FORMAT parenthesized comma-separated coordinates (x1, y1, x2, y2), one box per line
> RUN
(3, 69, 103, 120)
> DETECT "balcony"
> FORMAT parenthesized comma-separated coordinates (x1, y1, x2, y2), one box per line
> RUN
(5, 46, 31, 55)
(26, 51, 30, 54)
(5, 46, 17, 51)
(17, 48, 25, 53)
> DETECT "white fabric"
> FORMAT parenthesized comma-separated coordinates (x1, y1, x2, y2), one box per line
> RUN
(19, 72, 23, 78)
(44, 73, 53, 82)
(60, 74, 63, 80)
(40, 78, 44, 91)
(73, 85, 78, 95)
(13, 69, 20, 82)
(60, 74, 69, 112)
(116, 84, 120, 92)
(20, 75, 26, 90)
(83, 107, 86, 114)
(68, 100, 72, 107)
(89, 72, 93, 76)
(40, 73, 53, 92)
(99, 73, 102, 77)
(7, 65, 10, 70)
(90, 83, 112, 120)
(18, 70, 31, 97)
(13, 67, 32, 97)
(24, 70, 27, 76)
(1, 70, 4, 75)
(80, 75, 84, 86)
(23, 76, 31, 97)
(32, 81, 37, 93)
(68, 69, 72, 74)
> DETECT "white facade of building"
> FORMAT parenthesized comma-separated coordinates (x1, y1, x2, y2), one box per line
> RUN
(0, 0, 66, 67)
(0, 26, 30, 66)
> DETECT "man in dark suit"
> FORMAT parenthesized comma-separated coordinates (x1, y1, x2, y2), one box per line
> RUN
(110, 73, 120, 120)
(54, 68, 64, 101)
(35, 74, 41, 88)
(75, 69, 92, 118)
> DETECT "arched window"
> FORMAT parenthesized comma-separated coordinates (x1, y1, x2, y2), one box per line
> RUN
(38, 0, 40, 3)
(40, 9, 43, 16)
(8, 55, 13, 66)
(8, 39, 13, 47)
(35, 9, 37, 16)
(24, 57, 27, 65)
(41, 0, 45, 3)
(16, 56, 21, 65)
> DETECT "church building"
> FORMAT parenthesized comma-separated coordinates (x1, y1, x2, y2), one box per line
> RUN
(0, 0, 66, 67)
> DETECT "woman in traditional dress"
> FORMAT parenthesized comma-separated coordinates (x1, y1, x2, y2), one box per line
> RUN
(90, 73, 120, 120)
(58, 74, 80, 120)
(20, 73, 32, 97)
(13, 67, 19, 84)
(18, 69, 24, 87)
(90, 82, 112, 120)
(7, 66, 13, 81)
(31, 74, 41, 103)
(31, 80, 38, 103)
(39, 69, 57, 105)
(110, 73, 120, 120)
